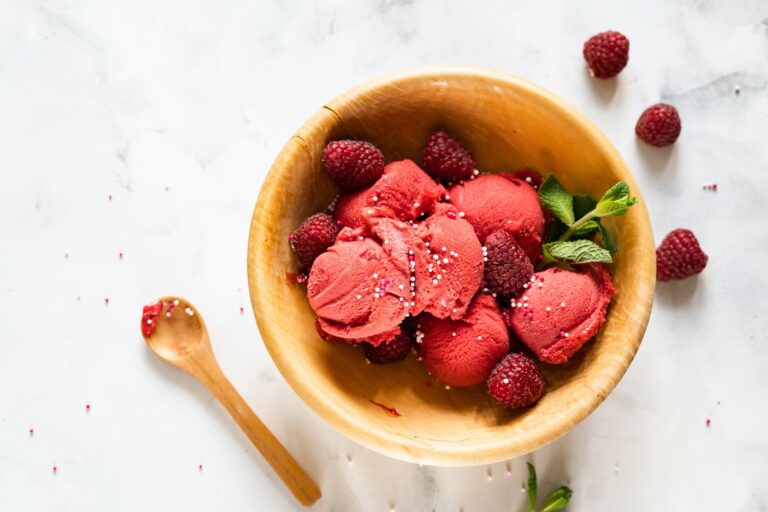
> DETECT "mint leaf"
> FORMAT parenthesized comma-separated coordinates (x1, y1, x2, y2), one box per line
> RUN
(594, 182, 637, 217)
(573, 194, 596, 219)
(527, 463, 537, 512)
(572, 220, 600, 237)
(543, 240, 612, 264)
(539, 175, 574, 226)
(547, 218, 568, 243)
(597, 223, 617, 254)
(539, 486, 573, 512)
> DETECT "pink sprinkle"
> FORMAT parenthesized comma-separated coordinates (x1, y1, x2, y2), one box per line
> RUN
(119, 252, 124, 259)
(86, 404, 91, 412)
(706, 418, 711, 427)
(29, 428, 34, 436)
(198, 464, 203, 471)
(108, 194, 112, 201)
(52, 466, 57, 474)
(239, 307, 244, 314)
(104, 297, 109, 305)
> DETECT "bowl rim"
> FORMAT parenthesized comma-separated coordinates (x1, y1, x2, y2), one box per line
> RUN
(247, 65, 655, 466)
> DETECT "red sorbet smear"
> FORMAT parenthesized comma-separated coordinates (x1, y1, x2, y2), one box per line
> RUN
(510, 264, 615, 364)
(141, 301, 164, 337)
(334, 159, 446, 230)
(369, 400, 401, 417)
(418, 203, 484, 319)
(308, 238, 412, 342)
(418, 294, 510, 387)
(448, 174, 545, 260)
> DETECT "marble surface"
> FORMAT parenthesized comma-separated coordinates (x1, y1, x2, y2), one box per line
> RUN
(1, 0, 768, 510)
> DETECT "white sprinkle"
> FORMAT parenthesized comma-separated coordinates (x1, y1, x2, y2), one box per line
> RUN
(432, 279, 438, 285)
(425, 242, 430, 247)
(165, 312, 171, 317)
(408, 250, 414, 255)
(523, 283, 528, 289)
(410, 301, 416, 306)
(413, 202, 420, 208)
(444, 194, 450, 200)
(375, 287, 380, 292)
(564, 332, 569, 338)
(185, 307, 194, 316)
(452, 308, 457, 313)
(445, 385, 451, 390)
(492, 293, 497, 298)
(367, 209, 374, 214)
(503, 378, 509, 384)
(473, 169, 480, 176)
(523, 303, 528, 308)
(173, 300, 180, 306)
(146, 319, 153, 325)
(357, 294, 362, 299)
(372, 196, 379, 201)
(523, 296, 528, 301)
(517, 302, 523, 308)
(374, 293, 380, 298)
(525, 177, 532, 183)
(477, 336, 483, 340)
(442, 246, 447, 252)
(373, 273, 378, 278)
(383, 240, 389, 245)
(398, 284, 404, 289)
(538, 283, 543, 288)
(458, 211, 465, 218)
(433, 254, 439, 260)
(452, 332, 457, 337)
(560, 302, 566, 308)
(546, 306, 551, 312)
(530, 276, 536, 282)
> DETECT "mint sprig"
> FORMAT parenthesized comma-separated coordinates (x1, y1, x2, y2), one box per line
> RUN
(538, 175, 637, 265)
(525, 462, 573, 512)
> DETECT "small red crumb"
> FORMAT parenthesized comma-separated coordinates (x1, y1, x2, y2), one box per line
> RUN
(369, 399, 401, 417)
(706, 418, 711, 427)
(239, 307, 244, 314)
(119, 252, 124, 260)
(141, 301, 164, 337)
(108, 194, 112, 201)
(702, 182, 718, 191)
(104, 297, 110, 305)
(198, 464, 203, 471)
(52, 466, 57, 474)
(29, 428, 34, 436)
(86, 404, 91, 412)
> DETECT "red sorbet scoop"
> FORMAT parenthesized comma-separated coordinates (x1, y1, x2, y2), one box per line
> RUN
(509, 264, 615, 364)
(418, 294, 510, 387)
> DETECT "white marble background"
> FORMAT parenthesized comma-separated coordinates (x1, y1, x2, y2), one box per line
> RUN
(2, 0, 768, 510)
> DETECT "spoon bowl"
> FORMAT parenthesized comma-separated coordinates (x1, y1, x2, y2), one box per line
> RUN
(145, 297, 209, 367)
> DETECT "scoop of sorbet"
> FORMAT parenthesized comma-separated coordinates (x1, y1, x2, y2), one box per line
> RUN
(448, 174, 545, 261)
(334, 159, 446, 230)
(418, 294, 510, 387)
(509, 264, 615, 364)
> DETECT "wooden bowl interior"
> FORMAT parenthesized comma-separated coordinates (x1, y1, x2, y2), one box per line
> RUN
(248, 68, 655, 466)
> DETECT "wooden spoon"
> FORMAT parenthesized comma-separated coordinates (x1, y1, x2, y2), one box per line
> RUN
(141, 296, 321, 507)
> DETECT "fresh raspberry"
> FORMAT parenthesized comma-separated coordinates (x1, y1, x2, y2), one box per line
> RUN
(487, 353, 545, 408)
(636, 103, 682, 147)
(323, 140, 385, 191)
(583, 31, 629, 79)
(483, 229, 534, 296)
(421, 129, 476, 182)
(289, 213, 339, 268)
(363, 331, 414, 364)
(656, 228, 708, 281)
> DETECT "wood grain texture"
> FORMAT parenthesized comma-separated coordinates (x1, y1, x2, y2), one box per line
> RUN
(247, 67, 655, 466)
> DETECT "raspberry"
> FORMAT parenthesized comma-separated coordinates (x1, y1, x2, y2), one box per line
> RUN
(289, 213, 339, 268)
(656, 228, 708, 281)
(583, 31, 629, 79)
(363, 331, 414, 364)
(636, 103, 682, 147)
(323, 140, 385, 191)
(421, 129, 476, 182)
(483, 229, 534, 296)
(487, 353, 545, 408)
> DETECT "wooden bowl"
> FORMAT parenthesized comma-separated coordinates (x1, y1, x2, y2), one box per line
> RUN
(247, 67, 655, 466)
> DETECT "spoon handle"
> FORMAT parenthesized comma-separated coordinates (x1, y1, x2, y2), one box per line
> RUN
(193, 358, 321, 507)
